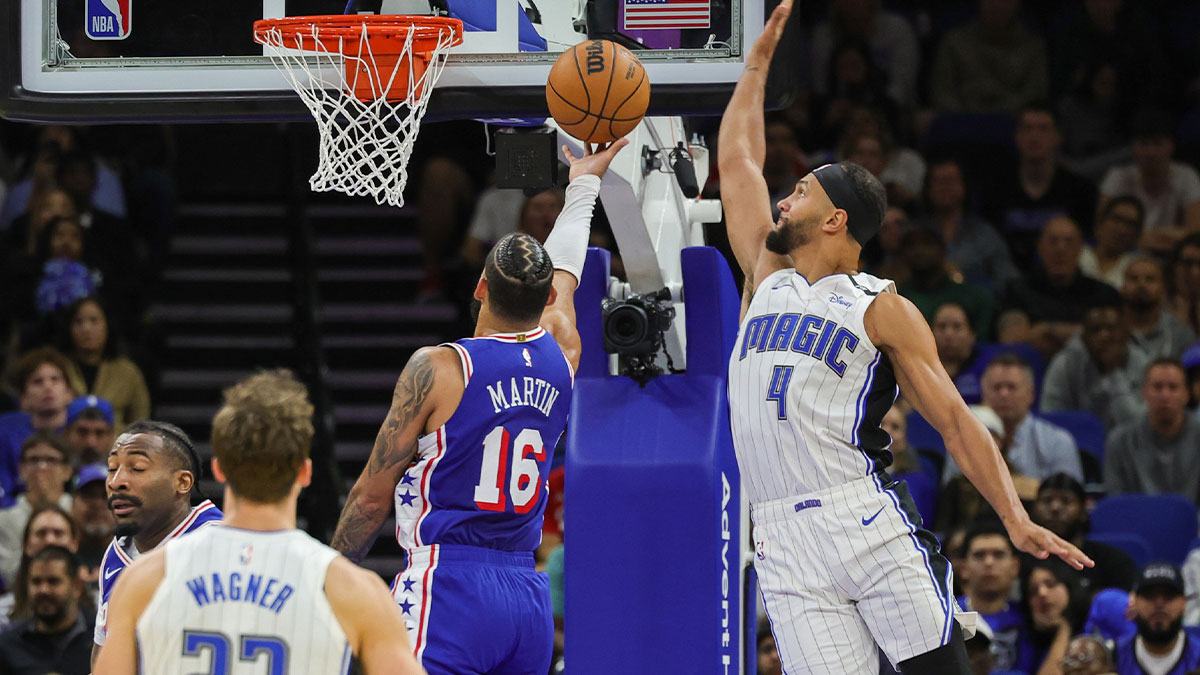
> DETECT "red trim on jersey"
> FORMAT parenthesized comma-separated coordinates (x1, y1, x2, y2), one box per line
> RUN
(112, 540, 133, 565)
(412, 428, 447, 548)
(472, 326, 546, 343)
(413, 544, 439, 660)
(562, 351, 575, 385)
(165, 500, 217, 541)
(111, 500, 216, 565)
(447, 342, 473, 384)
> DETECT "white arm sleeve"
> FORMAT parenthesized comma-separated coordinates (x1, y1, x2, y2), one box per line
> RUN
(543, 174, 601, 283)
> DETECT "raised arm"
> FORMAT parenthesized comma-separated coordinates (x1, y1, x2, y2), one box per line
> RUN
(717, 0, 794, 301)
(864, 292, 1093, 570)
(542, 139, 630, 371)
(331, 347, 445, 562)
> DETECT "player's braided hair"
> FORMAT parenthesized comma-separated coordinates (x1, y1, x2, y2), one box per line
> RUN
(484, 233, 555, 324)
(122, 419, 205, 498)
(494, 232, 554, 283)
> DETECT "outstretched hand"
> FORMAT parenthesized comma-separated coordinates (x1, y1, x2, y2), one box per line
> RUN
(1007, 518, 1095, 570)
(563, 138, 630, 182)
(746, 0, 792, 71)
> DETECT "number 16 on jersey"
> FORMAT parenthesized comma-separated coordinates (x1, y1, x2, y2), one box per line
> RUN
(473, 426, 547, 513)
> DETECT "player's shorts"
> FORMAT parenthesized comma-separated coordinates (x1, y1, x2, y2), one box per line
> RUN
(393, 544, 553, 675)
(752, 472, 956, 674)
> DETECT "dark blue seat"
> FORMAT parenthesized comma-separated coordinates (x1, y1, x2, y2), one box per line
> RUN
(1091, 494, 1199, 565)
(906, 411, 944, 457)
(1039, 410, 1105, 483)
(1086, 532, 1153, 568)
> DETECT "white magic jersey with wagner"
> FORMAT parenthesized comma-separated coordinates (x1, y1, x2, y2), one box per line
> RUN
(729, 268, 899, 504)
(136, 525, 352, 675)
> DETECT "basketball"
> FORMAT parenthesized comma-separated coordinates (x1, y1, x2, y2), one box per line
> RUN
(545, 39, 650, 144)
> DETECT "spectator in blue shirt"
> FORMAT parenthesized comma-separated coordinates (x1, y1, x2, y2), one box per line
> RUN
(0, 348, 75, 508)
(1114, 562, 1200, 675)
(957, 520, 1037, 673)
(943, 354, 1083, 484)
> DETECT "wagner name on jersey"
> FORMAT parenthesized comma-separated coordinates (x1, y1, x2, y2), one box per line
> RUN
(95, 499, 222, 646)
(728, 269, 898, 503)
(136, 525, 352, 674)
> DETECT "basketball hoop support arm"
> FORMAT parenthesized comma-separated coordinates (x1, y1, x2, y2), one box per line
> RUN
(554, 115, 723, 374)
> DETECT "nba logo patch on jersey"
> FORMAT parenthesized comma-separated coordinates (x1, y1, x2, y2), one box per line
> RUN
(239, 544, 254, 565)
(522, 348, 532, 368)
(86, 0, 131, 40)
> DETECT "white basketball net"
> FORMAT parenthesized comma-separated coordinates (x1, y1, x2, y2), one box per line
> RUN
(257, 22, 458, 207)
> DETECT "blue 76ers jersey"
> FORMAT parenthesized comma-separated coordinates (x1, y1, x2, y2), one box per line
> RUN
(94, 500, 222, 645)
(395, 328, 573, 553)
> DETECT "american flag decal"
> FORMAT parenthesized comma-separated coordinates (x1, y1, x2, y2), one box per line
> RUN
(623, 0, 711, 30)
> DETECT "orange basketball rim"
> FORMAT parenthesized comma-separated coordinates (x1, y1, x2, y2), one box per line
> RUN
(252, 15, 464, 102)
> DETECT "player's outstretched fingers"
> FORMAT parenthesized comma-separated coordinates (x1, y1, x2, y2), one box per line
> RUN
(768, 0, 793, 34)
(1053, 535, 1095, 570)
(750, 0, 793, 64)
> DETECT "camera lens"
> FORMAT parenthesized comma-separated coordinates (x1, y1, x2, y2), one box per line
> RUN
(604, 304, 650, 351)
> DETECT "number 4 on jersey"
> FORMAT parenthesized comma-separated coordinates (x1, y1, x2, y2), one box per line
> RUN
(766, 365, 794, 420)
(474, 426, 546, 513)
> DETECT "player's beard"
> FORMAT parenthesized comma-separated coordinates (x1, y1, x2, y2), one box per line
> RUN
(765, 212, 813, 255)
(114, 521, 142, 537)
(1136, 614, 1183, 647)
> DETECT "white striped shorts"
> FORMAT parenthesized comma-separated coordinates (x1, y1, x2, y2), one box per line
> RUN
(752, 473, 956, 674)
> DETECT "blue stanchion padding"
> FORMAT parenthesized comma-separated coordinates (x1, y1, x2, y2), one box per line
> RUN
(574, 248, 611, 379)
(681, 246, 743, 378)
(566, 246, 743, 674)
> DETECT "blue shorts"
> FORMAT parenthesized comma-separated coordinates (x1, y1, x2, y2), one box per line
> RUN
(392, 544, 552, 675)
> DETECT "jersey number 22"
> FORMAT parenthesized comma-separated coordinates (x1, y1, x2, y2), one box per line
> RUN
(183, 630, 288, 675)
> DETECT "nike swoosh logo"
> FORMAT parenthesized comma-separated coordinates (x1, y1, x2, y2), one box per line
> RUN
(105, 568, 120, 580)
(861, 506, 885, 526)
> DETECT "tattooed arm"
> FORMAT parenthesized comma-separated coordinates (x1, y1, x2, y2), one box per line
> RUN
(332, 347, 442, 562)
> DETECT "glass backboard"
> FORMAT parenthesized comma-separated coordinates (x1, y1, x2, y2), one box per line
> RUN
(1, 0, 799, 123)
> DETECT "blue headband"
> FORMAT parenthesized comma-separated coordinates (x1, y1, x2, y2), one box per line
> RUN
(812, 163, 880, 245)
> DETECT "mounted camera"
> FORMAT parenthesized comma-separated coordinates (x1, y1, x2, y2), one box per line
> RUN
(602, 288, 677, 385)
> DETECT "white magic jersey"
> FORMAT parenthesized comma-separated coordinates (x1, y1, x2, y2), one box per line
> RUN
(136, 525, 352, 675)
(729, 268, 898, 504)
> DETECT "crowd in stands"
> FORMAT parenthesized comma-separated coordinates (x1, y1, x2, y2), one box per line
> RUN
(0, 115, 160, 673)
(1, 0, 1200, 673)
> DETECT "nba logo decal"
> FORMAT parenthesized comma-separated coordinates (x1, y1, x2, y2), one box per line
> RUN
(522, 348, 533, 368)
(239, 544, 254, 565)
(86, 0, 132, 40)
